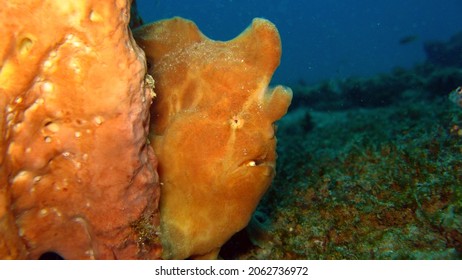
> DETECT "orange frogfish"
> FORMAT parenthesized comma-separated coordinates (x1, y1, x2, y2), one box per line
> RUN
(134, 17, 292, 259)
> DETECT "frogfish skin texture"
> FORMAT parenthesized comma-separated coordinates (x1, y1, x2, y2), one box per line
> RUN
(134, 17, 292, 259)
(0, 0, 160, 259)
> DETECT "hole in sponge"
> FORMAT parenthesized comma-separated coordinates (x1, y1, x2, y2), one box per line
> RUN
(18, 37, 34, 55)
(44, 121, 59, 133)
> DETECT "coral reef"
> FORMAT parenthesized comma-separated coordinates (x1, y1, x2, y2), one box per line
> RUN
(134, 17, 292, 259)
(0, 0, 160, 259)
(291, 64, 462, 111)
(264, 101, 462, 259)
(292, 32, 462, 112)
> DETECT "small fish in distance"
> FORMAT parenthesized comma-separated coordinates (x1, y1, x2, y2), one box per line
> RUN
(399, 35, 418, 45)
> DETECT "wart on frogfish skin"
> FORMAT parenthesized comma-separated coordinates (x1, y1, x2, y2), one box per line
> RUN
(449, 86, 462, 107)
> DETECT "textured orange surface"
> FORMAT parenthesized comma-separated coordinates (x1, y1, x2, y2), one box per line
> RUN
(0, 0, 160, 259)
(134, 17, 292, 259)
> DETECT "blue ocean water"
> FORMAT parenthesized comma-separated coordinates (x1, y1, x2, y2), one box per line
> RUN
(136, 0, 462, 85)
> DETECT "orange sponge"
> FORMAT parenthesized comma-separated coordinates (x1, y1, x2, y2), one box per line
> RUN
(0, 0, 160, 259)
(134, 17, 292, 259)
